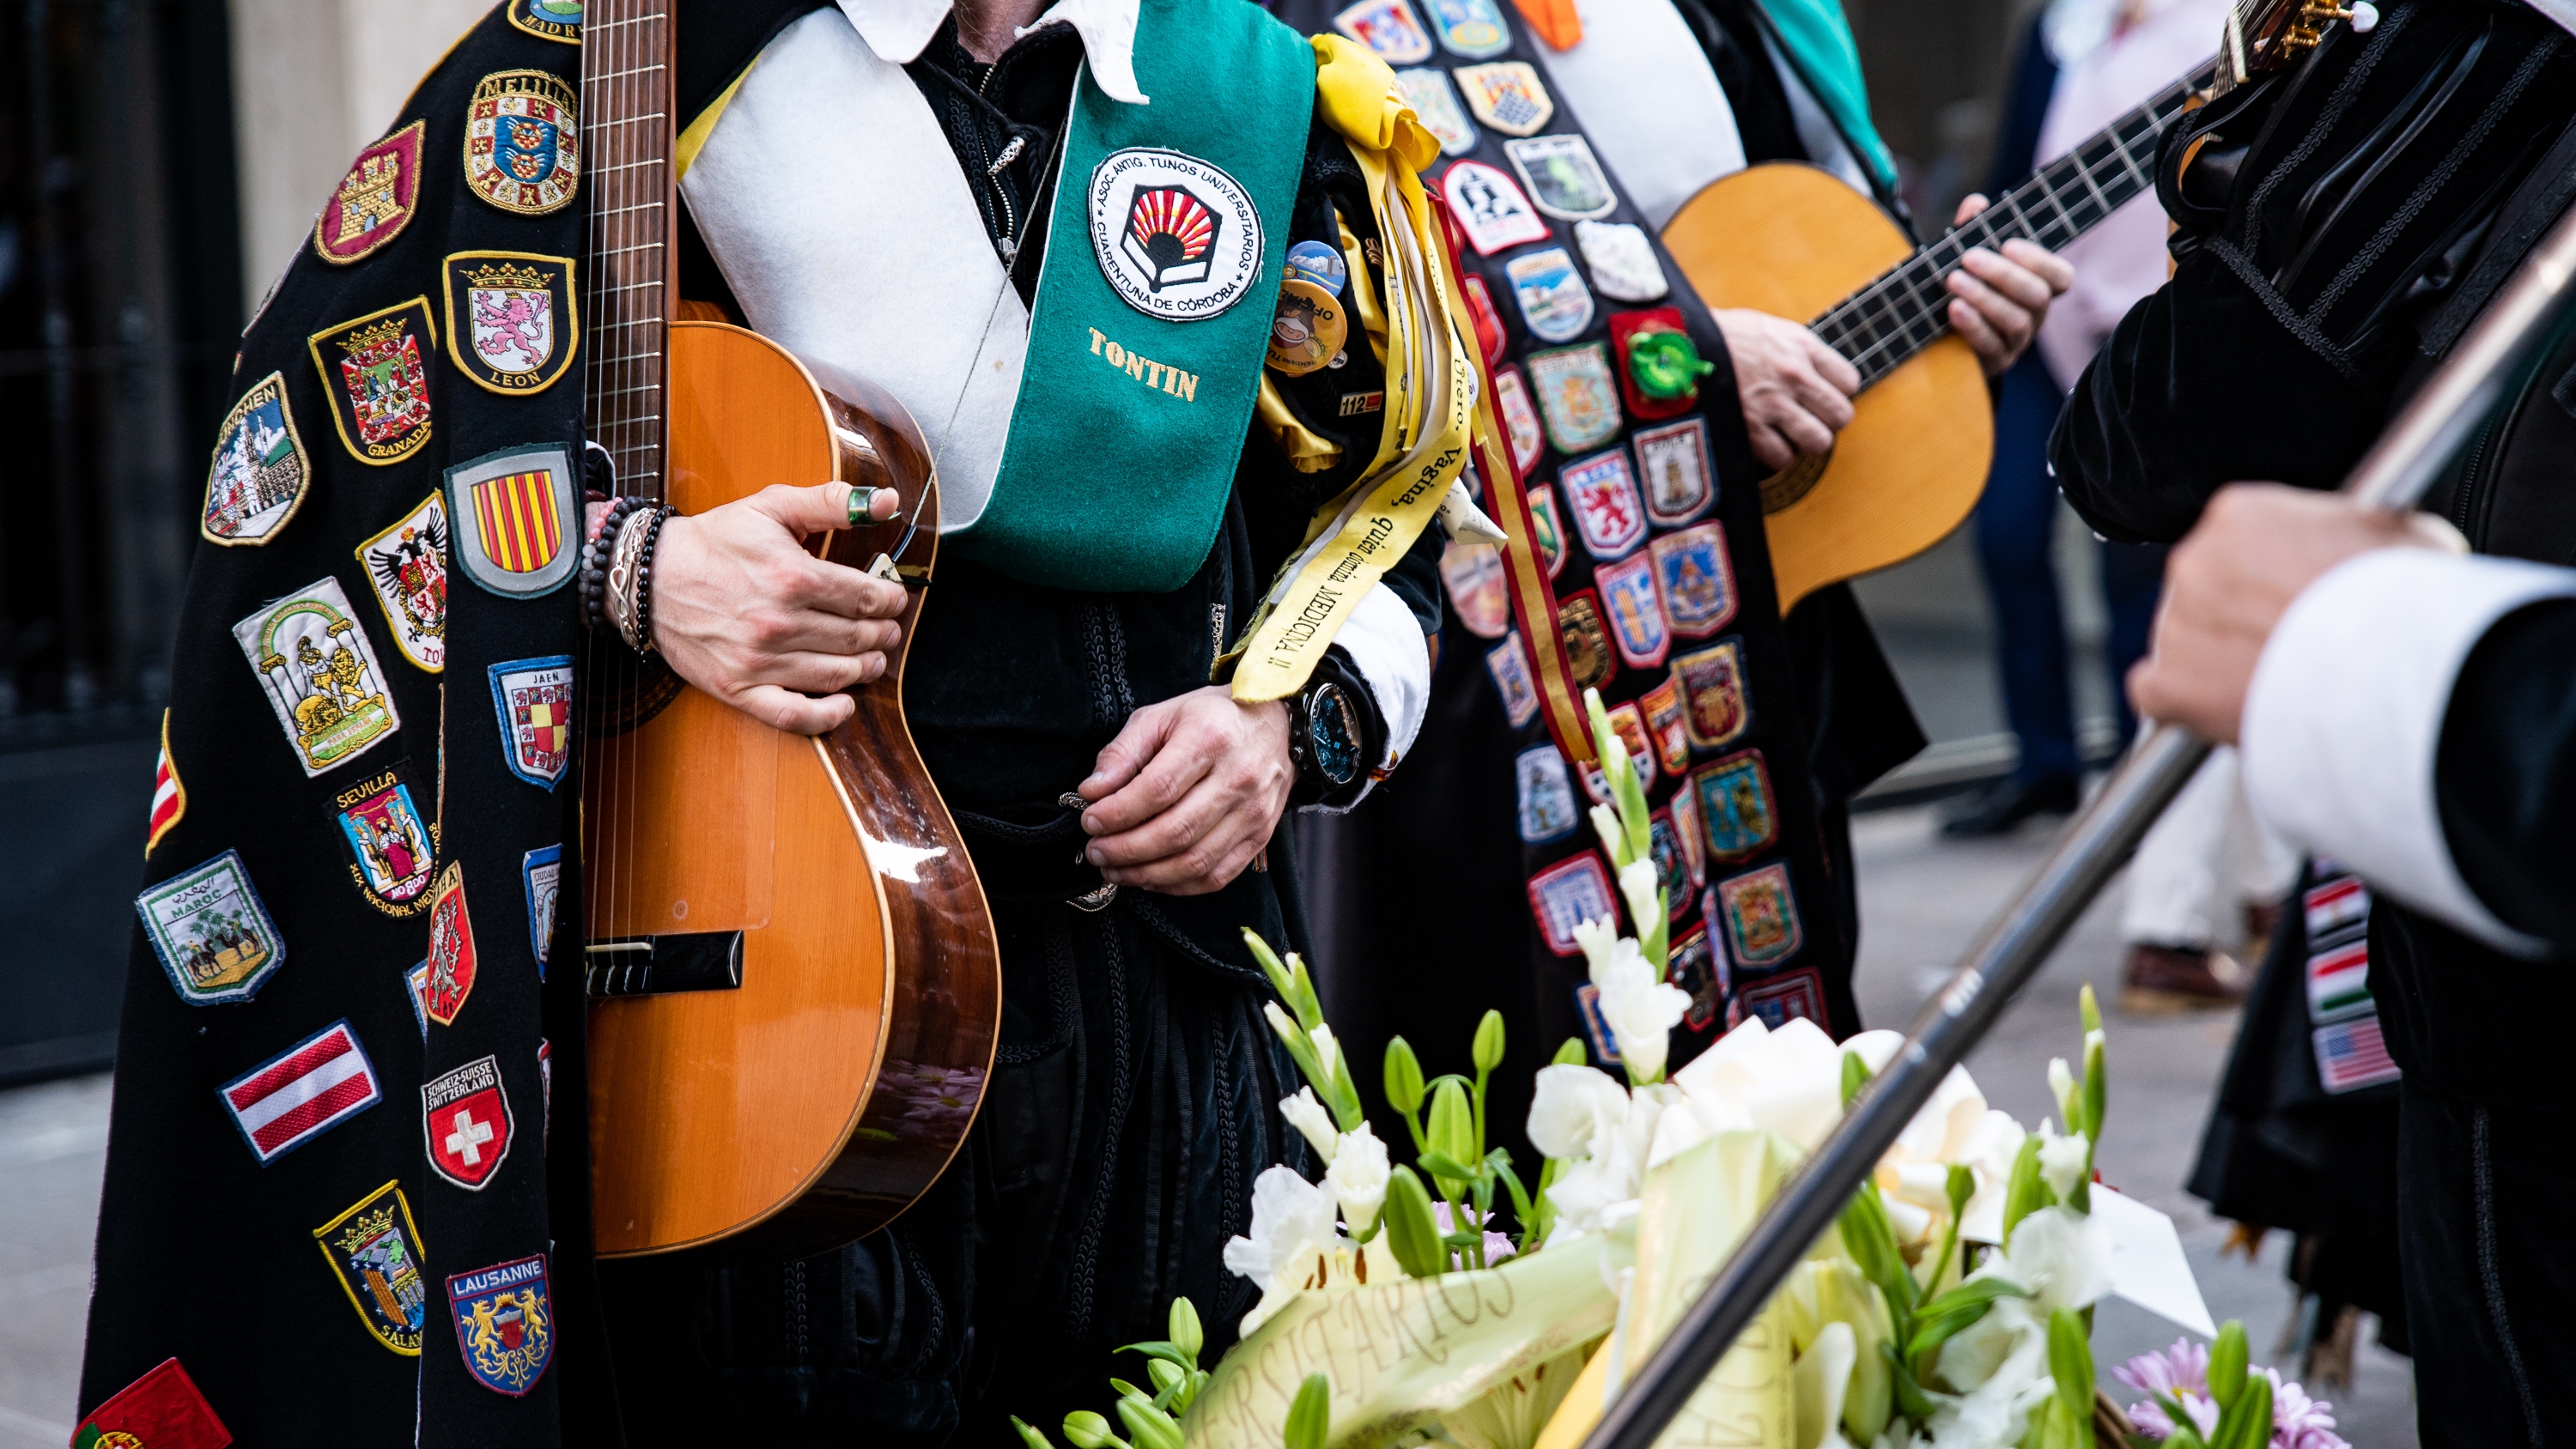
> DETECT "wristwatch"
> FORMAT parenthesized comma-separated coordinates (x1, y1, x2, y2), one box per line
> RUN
(1286, 679, 1363, 795)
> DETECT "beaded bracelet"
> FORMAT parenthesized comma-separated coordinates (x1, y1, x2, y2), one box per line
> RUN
(628, 506, 676, 656)
(580, 495, 647, 634)
(602, 505, 656, 652)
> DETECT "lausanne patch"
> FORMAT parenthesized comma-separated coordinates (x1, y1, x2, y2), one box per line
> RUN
(200, 372, 310, 545)
(1442, 161, 1549, 257)
(1485, 632, 1540, 729)
(447, 444, 580, 597)
(1673, 639, 1751, 751)
(1716, 862, 1803, 968)
(1528, 852, 1615, 957)
(137, 849, 285, 1005)
(1439, 539, 1510, 639)
(308, 298, 435, 465)
(1560, 446, 1646, 560)
(1525, 344, 1621, 454)
(489, 655, 575, 788)
(355, 494, 451, 671)
(1515, 744, 1579, 844)
(1694, 749, 1777, 863)
(315, 121, 424, 264)
(465, 70, 580, 215)
(1596, 553, 1671, 670)
(1652, 521, 1737, 638)
(447, 1254, 554, 1394)
(507, 0, 583, 43)
(424, 1053, 513, 1190)
(1635, 417, 1715, 527)
(424, 863, 479, 1027)
(335, 763, 437, 916)
(524, 844, 562, 979)
(148, 710, 185, 857)
(1333, 0, 1434, 63)
(219, 1020, 380, 1164)
(313, 1179, 429, 1355)
(233, 576, 401, 777)
(1090, 149, 1264, 322)
(443, 251, 577, 395)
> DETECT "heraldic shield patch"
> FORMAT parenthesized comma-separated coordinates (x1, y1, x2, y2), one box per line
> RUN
(447, 444, 580, 597)
(446, 1253, 553, 1395)
(200, 372, 310, 546)
(442, 251, 577, 396)
(313, 1179, 429, 1355)
(308, 297, 437, 466)
(489, 655, 574, 787)
(423, 1052, 513, 1190)
(137, 849, 286, 1005)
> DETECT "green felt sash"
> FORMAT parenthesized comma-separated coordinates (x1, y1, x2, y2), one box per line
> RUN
(948, 0, 1316, 593)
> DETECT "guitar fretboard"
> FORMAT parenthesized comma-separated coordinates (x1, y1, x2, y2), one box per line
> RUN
(581, 0, 677, 500)
(1812, 58, 2221, 387)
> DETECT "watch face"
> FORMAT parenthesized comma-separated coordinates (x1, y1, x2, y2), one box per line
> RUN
(1309, 682, 1362, 786)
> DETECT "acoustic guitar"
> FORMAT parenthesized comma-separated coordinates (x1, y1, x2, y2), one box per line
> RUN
(577, 0, 1000, 1259)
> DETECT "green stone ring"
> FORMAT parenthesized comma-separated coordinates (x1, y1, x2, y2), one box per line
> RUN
(845, 485, 881, 525)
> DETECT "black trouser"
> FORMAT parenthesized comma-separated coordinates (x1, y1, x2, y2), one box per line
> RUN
(601, 901, 1299, 1446)
(2398, 1079, 2576, 1447)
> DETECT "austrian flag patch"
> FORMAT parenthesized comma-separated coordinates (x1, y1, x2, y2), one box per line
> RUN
(219, 1021, 381, 1164)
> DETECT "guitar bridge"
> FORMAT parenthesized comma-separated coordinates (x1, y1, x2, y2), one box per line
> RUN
(585, 932, 744, 997)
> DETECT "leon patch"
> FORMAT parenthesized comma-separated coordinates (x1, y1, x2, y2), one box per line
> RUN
(314, 1179, 429, 1355)
(335, 763, 437, 916)
(524, 845, 563, 979)
(1716, 862, 1803, 968)
(444, 252, 576, 395)
(1091, 149, 1264, 323)
(1673, 638, 1751, 752)
(200, 372, 310, 545)
(424, 863, 479, 1027)
(507, 0, 583, 43)
(233, 576, 401, 777)
(490, 656, 575, 788)
(447, 444, 580, 597)
(137, 849, 285, 1005)
(424, 1053, 514, 1191)
(308, 298, 436, 465)
(1528, 851, 1615, 957)
(219, 1020, 381, 1164)
(465, 70, 581, 215)
(315, 121, 424, 264)
(1652, 521, 1737, 638)
(355, 494, 451, 672)
(1515, 744, 1579, 844)
(148, 710, 185, 857)
(1485, 632, 1540, 729)
(1694, 749, 1777, 864)
(448, 1255, 554, 1396)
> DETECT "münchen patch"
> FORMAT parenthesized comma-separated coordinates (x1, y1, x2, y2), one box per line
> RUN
(200, 372, 310, 545)
(524, 844, 563, 979)
(233, 577, 401, 777)
(424, 863, 479, 1027)
(137, 849, 285, 1005)
(1090, 149, 1264, 322)
(1528, 851, 1615, 957)
(220, 1020, 380, 1164)
(308, 297, 436, 465)
(447, 1254, 553, 1394)
(313, 1179, 429, 1355)
(335, 762, 437, 916)
(444, 251, 576, 395)
(447, 444, 580, 597)
(355, 494, 450, 672)
(423, 1053, 513, 1190)
(315, 121, 424, 265)
(465, 70, 580, 215)
(490, 655, 575, 787)
(507, 0, 583, 43)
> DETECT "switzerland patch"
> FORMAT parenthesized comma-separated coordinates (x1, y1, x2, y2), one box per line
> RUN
(424, 1054, 514, 1190)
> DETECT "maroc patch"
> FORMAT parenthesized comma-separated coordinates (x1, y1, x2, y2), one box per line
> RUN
(1397, 69, 1479, 156)
(1528, 851, 1615, 957)
(424, 1053, 514, 1190)
(1694, 749, 1777, 864)
(355, 494, 451, 671)
(1424, 0, 1510, 56)
(525, 845, 563, 977)
(200, 372, 310, 545)
(1606, 700, 1656, 791)
(465, 70, 581, 215)
(424, 863, 479, 1028)
(1597, 553, 1670, 669)
(489, 655, 575, 787)
(1485, 632, 1540, 728)
(1526, 343, 1621, 453)
(1651, 521, 1737, 638)
(1573, 984, 1620, 1066)
(1674, 639, 1751, 751)
(335, 763, 437, 916)
(219, 1019, 381, 1163)
(1462, 274, 1507, 367)
(1574, 219, 1670, 303)
(1557, 590, 1617, 692)
(137, 849, 285, 1006)
(1669, 923, 1723, 1033)
(1634, 416, 1714, 527)
(1442, 161, 1549, 256)
(1091, 148, 1264, 322)
(72, 1359, 231, 1449)
(507, 0, 584, 43)
(1505, 134, 1616, 221)
(1731, 967, 1826, 1033)
(1494, 364, 1546, 477)
(1334, 0, 1434, 62)
(447, 1254, 553, 1394)
(1642, 679, 1692, 779)
(1516, 744, 1580, 844)
(1455, 61, 1555, 136)
(1647, 809, 1690, 920)
(316, 121, 424, 264)
(233, 577, 401, 777)
(308, 297, 436, 465)
(1560, 446, 1646, 560)
(1716, 862, 1802, 968)
(1505, 246, 1595, 344)
(1527, 481, 1568, 579)
(1440, 539, 1511, 639)
(148, 710, 186, 857)
(447, 444, 580, 597)
(444, 252, 577, 395)
(405, 961, 432, 1039)
(1668, 767, 1707, 887)
(314, 1179, 429, 1355)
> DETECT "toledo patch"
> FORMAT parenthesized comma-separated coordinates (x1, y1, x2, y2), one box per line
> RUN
(1333, 0, 1433, 63)
(335, 763, 436, 916)
(137, 849, 284, 1005)
(447, 1254, 554, 1395)
(148, 710, 185, 856)
(355, 494, 451, 672)
(447, 444, 580, 597)
(424, 1053, 514, 1190)
(315, 121, 424, 264)
(1528, 851, 1615, 957)
(314, 1179, 429, 1355)
(1396, 69, 1479, 156)
(1485, 632, 1540, 729)
(1652, 521, 1737, 638)
(507, 0, 583, 43)
(444, 251, 576, 395)
(233, 576, 401, 777)
(490, 655, 575, 788)
(1505, 246, 1595, 344)
(1694, 749, 1777, 863)
(1635, 417, 1715, 527)
(1515, 744, 1579, 844)
(1598, 554, 1669, 669)
(1561, 446, 1646, 560)
(1673, 639, 1751, 751)
(525, 844, 563, 978)
(1439, 539, 1510, 639)
(1716, 862, 1803, 968)
(308, 298, 436, 465)
(1443, 161, 1548, 257)
(1424, 0, 1510, 56)
(200, 371, 310, 545)
(219, 1020, 380, 1164)
(72, 1358, 231, 1449)
(1455, 62, 1554, 136)
(1091, 149, 1265, 323)
(425, 863, 479, 1027)
(1525, 343, 1621, 454)
(1505, 135, 1617, 221)
(465, 70, 580, 215)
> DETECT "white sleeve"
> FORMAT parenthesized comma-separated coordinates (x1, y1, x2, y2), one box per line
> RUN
(2239, 547, 2576, 955)
(1306, 583, 1432, 812)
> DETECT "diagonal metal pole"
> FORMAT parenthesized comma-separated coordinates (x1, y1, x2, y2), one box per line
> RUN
(1583, 203, 2576, 1449)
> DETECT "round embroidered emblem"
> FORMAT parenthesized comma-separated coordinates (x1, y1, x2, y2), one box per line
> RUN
(463, 70, 580, 216)
(1088, 148, 1264, 323)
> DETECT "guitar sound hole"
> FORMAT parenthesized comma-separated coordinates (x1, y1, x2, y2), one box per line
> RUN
(1759, 446, 1832, 514)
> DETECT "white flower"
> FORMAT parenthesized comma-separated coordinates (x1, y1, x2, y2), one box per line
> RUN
(1572, 914, 1623, 980)
(1985, 1204, 2114, 1313)
(1223, 1165, 1340, 1288)
(1541, 1083, 1671, 1243)
(1791, 1319, 1862, 1449)
(1590, 803, 1626, 865)
(1279, 1088, 1340, 1164)
(1528, 1063, 1632, 1161)
(2036, 1120, 2090, 1204)
(1928, 1294, 2053, 1446)
(1617, 858, 1663, 935)
(1665, 1016, 1845, 1156)
(1954, 1109, 2030, 1244)
(1594, 951, 1689, 1083)
(1309, 1022, 1345, 1088)
(1263, 1000, 1303, 1052)
(1327, 1123, 1392, 1233)
(2047, 1057, 2079, 1130)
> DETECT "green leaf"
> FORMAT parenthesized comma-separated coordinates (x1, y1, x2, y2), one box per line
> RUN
(2079, 982, 2102, 1038)
(1116, 1341, 1193, 1370)
(1553, 1036, 1590, 1067)
(1243, 929, 1295, 1007)
(2207, 1320, 2247, 1410)
(1108, 1378, 1145, 1401)
(1382, 1166, 1450, 1278)
(1840, 1050, 1870, 1109)
(1288, 955, 1323, 1032)
(2047, 1307, 2093, 1427)
(1009, 1416, 1056, 1449)
(1416, 1149, 1479, 1182)
(1149, 1358, 1186, 1398)
(1902, 1279, 2026, 1362)
(1117, 1394, 1186, 1449)
(1473, 1010, 1506, 1075)
(2002, 1133, 2052, 1241)
(1284, 1373, 1333, 1449)
(2083, 1033, 2107, 1146)
(1881, 1341, 1937, 1422)
(1384, 1036, 1426, 1114)
(1838, 1182, 1918, 1316)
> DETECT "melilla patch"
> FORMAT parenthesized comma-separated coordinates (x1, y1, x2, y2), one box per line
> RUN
(313, 1179, 431, 1355)
(315, 120, 425, 265)
(447, 1253, 553, 1395)
(136, 849, 286, 1006)
(200, 371, 311, 546)
(355, 493, 452, 672)
(232, 576, 403, 778)
(446, 444, 580, 597)
(465, 70, 580, 216)
(334, 761, 439, 917)
(443, 251, 578, 396)
(308, 297, 436, 466)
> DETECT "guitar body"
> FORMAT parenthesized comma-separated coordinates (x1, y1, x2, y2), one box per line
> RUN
(585, 320, 999, 1259)
(1661, 164, 1996, 611)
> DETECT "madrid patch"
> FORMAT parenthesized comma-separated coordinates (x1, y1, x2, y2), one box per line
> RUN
(447, 1254, 554, 1395)
(234, 577, 401, 777)
(219, 1020, 381, 1164)
(424, 863, 479, 1027)
(507, 0, 583, 43)
(465, 70, 580, 215)
(355, 494, 450, 672)
(200, 371, 310, 545)
(308, 297, 436, 465)
(314, 1179, 429, 1355)
(335, 763, 437, 916)
(447, 444, 580, 597)
(1091, 149, 1264, 322)
(137, 849, 285, 1005)
(315, 121, 424, 264)
(424, 1053, 513, 1190)
(443, 251, 576, 395)
(490, 656, 575, 788)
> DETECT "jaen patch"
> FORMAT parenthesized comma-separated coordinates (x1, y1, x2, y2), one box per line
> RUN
(443, 251, 576, 395)
(1090, 149, 1264, 323)
(308, 298, 435, 465)
(313, 1179, 429, 1355)
(465, 70, 580, 215)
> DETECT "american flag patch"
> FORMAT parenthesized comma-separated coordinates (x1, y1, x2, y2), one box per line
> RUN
(2305, 876, 2370, 943)
(219, 1020, 380, 1163)
(2313, 1016, 2400, 1094)
(2306, 940, 2374, 1024)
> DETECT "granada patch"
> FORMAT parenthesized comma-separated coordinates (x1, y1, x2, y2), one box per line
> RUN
(1443, 161, 1549, 257)
(1528, 851, 1615, 957)
(1440, 539, 1511, 639)
(447, 1254, 553, 1394)
(1732, 967, 1826, 1032)
(1599, 552, 1670, 669)
(1090, 149, 1264, 322)
(447, 444, 580, 597)
(1652, 521, 1737, 637)
(1716, 862, 1802, 968)
(1694, 749, 1777, 863)
(507, 0, 583, 43)
(314, 1179, 429, 1354)
(489, 655, 575, 787)
(148, 710, 185, 856)
(1635, 417, 1715, 527)
(444, 251, 577, 395)
(73, 1359, 231, 1449)
(1485, 632, 1540, 729)
(137, 849, 285, 1005)
(308, 298, 435, 465)
(200, 372, 310, 545)
(423, 1053, 513, 1190)
(1516, 744, 1580, 844)
(1505, 247, 1595, 344)
(1561, 446, 1646, 560)
(315, 121, 424, 264)
(1333, 0, 1434, 63)
(424, 862, 478, 1027)
(1455, 61, 1554, 136)
(1557, 590, 1616, 692)
(335, 763, 436, 916)
(465, 70, 580, 215)
(355, 494, 451, 671)
(1505, 134, 1616, 221)
(1396, 69, 1479, 156)
(1674, 638, 1751, 751)
(219, 1020, 381, 1163)
(233, 576, 401, 777)
(1526, 343, 1621, 454)
(525, 844, 563, 978)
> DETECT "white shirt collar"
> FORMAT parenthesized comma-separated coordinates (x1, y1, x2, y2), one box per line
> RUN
(833, 0, 1149, 102)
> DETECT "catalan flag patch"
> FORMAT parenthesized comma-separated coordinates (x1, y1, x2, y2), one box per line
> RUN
(445, 443, 580, 597)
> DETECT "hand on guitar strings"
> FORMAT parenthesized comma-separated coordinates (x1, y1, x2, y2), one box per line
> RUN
(1940, 192, 2074, 379)
(1711, 307, 1861, 473)
(1074, 685, 1296, 895)
(650, 481, 909, 735)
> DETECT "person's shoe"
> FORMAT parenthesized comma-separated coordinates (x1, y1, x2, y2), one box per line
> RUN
(2119, 943, 2248, 1014)
(1939, 773, 2080, 837)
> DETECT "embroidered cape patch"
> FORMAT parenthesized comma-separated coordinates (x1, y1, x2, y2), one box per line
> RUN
(1091, 149, 1264, 322)
(1695, 749, 1777, 863)
(73, 1359, 231, 1449)
(1652, 522, 1737, 638)
(2313, 1016, 2399, 1093)
(1597, 553, 1671, 669)
(1642, 680, 1693, 779)
(1505, 135, 1617, 221)
(1606, 700, 1657, 791)
(507, 0, 583, 43)
(234, 578, 401, 777)
(1455, 62, 1554, 136)
(1573, 983, 1620, 1065)
(314, 1179, 429, 1355)
(308, 298, 435, 465)
(316, 121, 424, 264)
(1442, 161, 1548, 256)
(1396, 69, 1479, 156)
(424, 1053, 513, 1190)
(1425, 0, 1511, 56)
(1528, 851, 1615, 956)
(200, 372, 310, 545)
(137, 849, 284, 1005)
(1648, 809, 1690, 919)
(525, 845, 562, 978)
(447, 1254, 554, 1395)
(335, 763, 436, 915)
(1334, 0, 1434, 63)
(425, 863, 479, 1027)
(1505, 247, 1595, 344)
(355, 494, 451, 672)
(1526, 344, 1621, 453)
(1440, 539, 1510, 639)
(219, 1020, 380, 1163)
(1574, 220, 1670, 303)
(1527, 482, 1568, 579)
(465, 70, 580, 215)
(2308, 940, 2372, 1023)
(1716, 862, 1802, 968)
(1732, 967, 1825, 1032)
(1515, 744, 1579, 843)
(444, 252, 577, 395)
(1561, 446, 1646, 560)
(1557, 590, 1616, 692)
(1674, 639, 1751, 751)
(447, 444, 580, 597)
(149, 710, 185, 856)
(1669, 765, 1708, 886)
(406, 961, 432, 1038)
(1486, 632, 1540, 728)
(1636, 417, 1715, 527)
(1669, 923, 1723, 1032)
(2306, 875, 2370, 941)
(1494, 365, 1545, 478)
(490, 655, 575, 787)
(1463, 273, 1507, 366)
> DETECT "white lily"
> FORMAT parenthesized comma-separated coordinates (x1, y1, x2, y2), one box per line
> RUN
(1927, 1294, 2054, 1447)
(1223, 1165, 1340, 1288)
(1528, 1063, 1634, 1161)
(2035, 1120, 2091, 1204)
(1279, 1087, 1340, 1164)
(1327, 1122, 1392, 1234)
(1593, 945, 1689, 1084)
(1590, 803, 1626, 865)
(2047, 1057, 2080, 1132)
(1571, 914, 1623, 981)
(1616, 858, 1663, 937)
(1309, 1022, 1345, 1089)
(1984, 1203, 2113, 1314)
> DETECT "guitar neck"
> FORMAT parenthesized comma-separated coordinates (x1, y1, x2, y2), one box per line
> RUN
(1812, 58, 2223, 387)
(581, 0, 677, 500)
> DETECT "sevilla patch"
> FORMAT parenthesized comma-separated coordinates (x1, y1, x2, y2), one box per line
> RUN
(1485, 632, 1540, 729)
(1443, 161, 1549, 256)
(444, 251, 577, 395)
(1652, 520, 1738, 638)
(1635, 417, 1715, 527)
(1674, 639, 1752, 752)
(1596, 554, 1670, 670)
(1528, 851, 1615, 957)
(200, 372, 310, 545)
(234, 577, 402, 778)
(465, 70, 580, 215)
(219, 1020, 381, 1163)
(316, 121, 423, 264)
(1716, 862, 1803, 968)
(1694, 749, 1778, 864)
(149, 710, 185, 856)
(424, 1053, 514, 1190)
(137, 849, 286, 1005)
(308, 297, 435, 465)
(1090, 149, 1263, 322)
(1516, 744, 1580, 844)
(1505, 134, 1616, 221)
(490, 655, 575, 787)
(314, 1179, 430, 1355)
(355, 494, 451, 672)
(1525, 343, 1621, 454)
(1560, 446, 1646, 560)
(447, 1254, 554, 1394)
(1557, 590, 1616, 693)
(335, 762, 437, 916)
(1440, 540, 1511, 639)
(424, 863, 479, 1027)
(1334, 0, 1434, 62)
(447, 444, 580, 598)
(74, 1359, 231, 1449)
